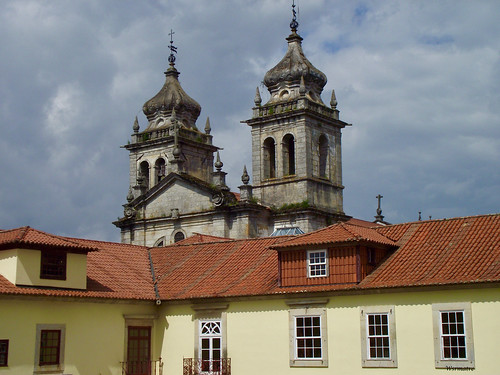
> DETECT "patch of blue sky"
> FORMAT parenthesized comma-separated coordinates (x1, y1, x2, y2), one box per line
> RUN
(419, 34, 454, 46)
(323, 36, 351, 54)
(353, 3, 369, 25)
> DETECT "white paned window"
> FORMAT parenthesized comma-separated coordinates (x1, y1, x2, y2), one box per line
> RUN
(360, 306, 397, 368)
(432, 303, 475, 369)
(440, 311, 467, 360)
(367, 313, 390, 359)
(288, 307, 328, 367)
(307, 250, 328, 277)
(295, 316, 322, 359)
(199, 320, 222, 373)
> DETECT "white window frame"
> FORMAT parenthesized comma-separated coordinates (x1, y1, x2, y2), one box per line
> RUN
(307, 250, 328, 278)
(432, 303, 475, 369)
(33, 324, 65, 374)
(289, 307, 328, 367)
(199, 319, 222, 373)
(192, 304, 228, 362)
(360, 306, 397, 368)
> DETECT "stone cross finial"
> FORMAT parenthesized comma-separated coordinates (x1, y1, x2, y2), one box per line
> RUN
(241, 165, 250, 185)
(205, 117, 211, 134)
(214, 151, 223, 172)
(374, 194, 385, 222)
(133, 116, 140, 133)
(376, 194, 383, 215)
(254, 87, 262, 106)
(299, 75, 306, 96)
(330, 89, 338, 109)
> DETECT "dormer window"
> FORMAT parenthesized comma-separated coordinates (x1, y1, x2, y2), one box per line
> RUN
(40, 252, 67, 280)
(307, 250, 328, 278)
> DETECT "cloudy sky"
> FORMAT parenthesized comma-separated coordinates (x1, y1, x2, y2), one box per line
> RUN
(1, 0, 499, 241)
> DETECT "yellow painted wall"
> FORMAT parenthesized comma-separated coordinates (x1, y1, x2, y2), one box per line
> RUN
(11, 249, 88, 289)
(157, 287, 499, 375)
(0, 250, 18, 284)
(0, 298, 158, 375)
(156, 305, 194, 374)
(0, 287, 498, 374)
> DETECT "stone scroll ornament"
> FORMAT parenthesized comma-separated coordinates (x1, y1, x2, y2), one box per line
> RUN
(211, 192, 225, 207)
(124, 205, 136, 219)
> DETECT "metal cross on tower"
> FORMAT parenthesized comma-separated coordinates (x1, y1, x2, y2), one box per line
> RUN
(168, 29, 177, 66)
(290, 0, 299, 32)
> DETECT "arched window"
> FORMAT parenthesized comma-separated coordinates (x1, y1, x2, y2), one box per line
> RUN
(319, 134, 328, 178)
(263, 137, 276, 179)
(154, 237, 165, 247)
(282, 134, 295, 176)
(174, 231, 185, 243)
(138, 161, 150, 189)
(155, 158, 166, 184)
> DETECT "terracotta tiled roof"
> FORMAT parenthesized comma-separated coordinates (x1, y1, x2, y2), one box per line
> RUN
(0, 232, 155, 301)
(174, 233, 232, 245)
(345, 218, 381, 228)
(361, 214, 500, 288)
(150, 236, 288, 300)
(270, 222, 396, 250)
(0, 226, 98, 253)
(1, 213, 498, 302)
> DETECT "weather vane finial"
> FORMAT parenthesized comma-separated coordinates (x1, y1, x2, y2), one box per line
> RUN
(168, 29, 177, 67)
(290, 0, 299, 32)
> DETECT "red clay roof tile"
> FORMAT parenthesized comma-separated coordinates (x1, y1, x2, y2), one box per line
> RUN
(1, 214, 498, 301)
(0, 227, 98, 252)
(0, 233, 155, 301)
(270, 222, 396, 250)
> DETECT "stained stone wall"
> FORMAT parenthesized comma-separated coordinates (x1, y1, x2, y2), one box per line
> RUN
(250, 109, 344, 215)
(119, 205, 271, 246)
(126, 138, 216, 199)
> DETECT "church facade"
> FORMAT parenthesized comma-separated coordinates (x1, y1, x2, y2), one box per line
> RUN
(114, 18, 349, 246)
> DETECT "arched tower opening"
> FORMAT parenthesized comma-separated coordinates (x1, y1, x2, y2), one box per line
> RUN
(139, 161, 150, 189)
(319, 134, 329, 178)
(263, 137, 276, 179)
(282, 134, 295, 176)
(155, 158, 166, 184)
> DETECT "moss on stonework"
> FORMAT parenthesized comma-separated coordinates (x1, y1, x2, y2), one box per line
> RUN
(249, 196, 259, 204)
(272, 200, 309, 212)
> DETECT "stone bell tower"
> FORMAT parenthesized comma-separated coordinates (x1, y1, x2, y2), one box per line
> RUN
(244, 6, 350, 231)
(125, 37, 218, 198)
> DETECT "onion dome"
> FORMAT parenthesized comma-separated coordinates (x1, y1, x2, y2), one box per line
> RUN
(142, 66, 201, 129)
(143, 33, 201, 130)
(262, 15, 327, 105)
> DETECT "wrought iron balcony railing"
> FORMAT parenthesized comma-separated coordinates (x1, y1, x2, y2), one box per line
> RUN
(120, 358, 163, 375)
(183, 358, 231, 375)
